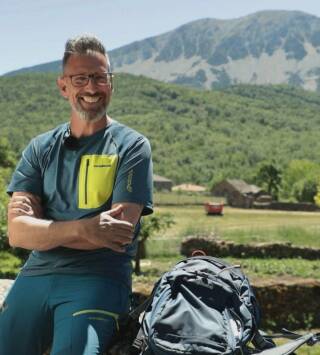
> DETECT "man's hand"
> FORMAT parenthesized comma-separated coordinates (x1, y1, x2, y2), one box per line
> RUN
(79, 205, 134, 253)
(8, 192, 141, 252)
(8, 193, 43, 219)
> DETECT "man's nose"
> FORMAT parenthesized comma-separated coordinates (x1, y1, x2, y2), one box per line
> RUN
(84, 77, 99, 92)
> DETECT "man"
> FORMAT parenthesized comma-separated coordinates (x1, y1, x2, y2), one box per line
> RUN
(0, 35, 153, 354)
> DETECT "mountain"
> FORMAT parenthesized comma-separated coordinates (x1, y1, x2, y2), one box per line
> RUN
(1, 73, 320, 185)
(5, 10, 320, 91)
(5, 60, 62, 75)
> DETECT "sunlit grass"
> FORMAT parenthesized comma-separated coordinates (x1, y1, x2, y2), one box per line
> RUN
(151, 206, 320, 248)
(154, 191, 224, 205)
(274, 337, 320, 355)
(133, 256, 320, 284)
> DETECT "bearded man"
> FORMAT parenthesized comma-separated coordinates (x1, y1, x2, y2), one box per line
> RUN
(0, 35, 153, 355)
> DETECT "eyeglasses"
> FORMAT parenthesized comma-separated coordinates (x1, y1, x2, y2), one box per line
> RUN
(65, 72, 114, 87)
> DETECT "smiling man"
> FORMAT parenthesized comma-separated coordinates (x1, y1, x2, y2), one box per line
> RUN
(0, 35, 153, 355)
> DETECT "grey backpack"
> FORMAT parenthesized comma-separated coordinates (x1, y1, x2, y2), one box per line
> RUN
(129, 256, 319, 355)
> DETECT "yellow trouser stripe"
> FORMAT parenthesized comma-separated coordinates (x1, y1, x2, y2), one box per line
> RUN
(72, 309, 120, 330)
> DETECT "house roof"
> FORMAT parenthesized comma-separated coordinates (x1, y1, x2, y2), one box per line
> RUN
(226, 179, 262, 194)
(153, 174, 172, 182)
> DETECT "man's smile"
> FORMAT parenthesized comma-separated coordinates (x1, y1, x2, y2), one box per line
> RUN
(80, 95, 101, 104)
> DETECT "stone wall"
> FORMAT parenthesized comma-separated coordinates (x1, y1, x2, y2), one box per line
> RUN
(180, 236, 320, 259)
(253, 280, 320, 329)
(254, 201, 320, 212)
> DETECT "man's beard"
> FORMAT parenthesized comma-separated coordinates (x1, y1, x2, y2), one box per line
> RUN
(72, 100, 107, 123)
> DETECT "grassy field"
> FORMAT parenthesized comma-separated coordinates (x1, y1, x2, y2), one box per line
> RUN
(150, 205, 320, 247)
(154, 191, 224, 205)
(271, 338, 320, 355)
(134, 256, 320, 284)
(140, 205, 320, 281)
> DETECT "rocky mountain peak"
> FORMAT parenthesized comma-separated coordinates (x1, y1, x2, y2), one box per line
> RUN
(5, 11, 320, 91)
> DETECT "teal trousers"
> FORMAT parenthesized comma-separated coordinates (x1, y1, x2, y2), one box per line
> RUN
(0, 273, 130, 355)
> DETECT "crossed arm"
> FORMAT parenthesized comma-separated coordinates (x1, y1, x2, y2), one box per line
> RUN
(7, 192, 143, 253)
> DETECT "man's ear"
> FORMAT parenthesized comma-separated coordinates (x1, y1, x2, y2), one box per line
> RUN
(56, 76, 68, 99)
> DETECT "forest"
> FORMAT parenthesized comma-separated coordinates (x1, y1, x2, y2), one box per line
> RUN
(1, 72, 320, 200)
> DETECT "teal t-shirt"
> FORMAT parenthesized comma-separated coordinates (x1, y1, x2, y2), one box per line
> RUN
(7, 120, 153, 287)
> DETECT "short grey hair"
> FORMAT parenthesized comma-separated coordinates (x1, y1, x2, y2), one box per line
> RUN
(62, 35, 110, 71)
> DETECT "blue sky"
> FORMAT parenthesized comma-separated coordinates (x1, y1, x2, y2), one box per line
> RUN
(1, 0, 320, 75)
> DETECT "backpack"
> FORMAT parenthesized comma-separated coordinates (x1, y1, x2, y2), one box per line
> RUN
(128, 255, 319, 355)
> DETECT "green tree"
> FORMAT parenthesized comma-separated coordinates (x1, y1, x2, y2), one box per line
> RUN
(0, 138, 16, 252)
(293, 179, 318, 203)
(0, 137, 16, 168)
(314, 180, 320, 207)
(281, 160, 320, 202)
(134, 213, 175, 275)
(255, 162, 282, 200)
(0, 172, 10, 251)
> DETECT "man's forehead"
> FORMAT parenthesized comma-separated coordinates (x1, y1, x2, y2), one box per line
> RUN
(64, 52, 109, 72)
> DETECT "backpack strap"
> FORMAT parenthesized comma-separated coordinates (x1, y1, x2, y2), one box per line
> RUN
(254, 332, 319, 355)
(128, 278, 161, 321)
(252, 330, 276, 351)
(128, 294, 153, 321)
(127, 280, 163, 354)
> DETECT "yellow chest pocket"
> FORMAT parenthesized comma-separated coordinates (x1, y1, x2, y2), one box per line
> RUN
(78, 154, 118, 209)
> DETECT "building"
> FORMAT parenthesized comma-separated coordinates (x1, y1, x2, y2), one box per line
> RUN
(212, 179, 270, 208)
(153, 174, 173, 191)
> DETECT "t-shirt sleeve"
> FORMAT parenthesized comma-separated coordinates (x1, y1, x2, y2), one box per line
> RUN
(112, 136, 153, 216)
(7, 139, 43, 197)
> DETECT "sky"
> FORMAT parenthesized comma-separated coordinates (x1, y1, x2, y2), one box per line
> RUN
(1, 0, 320, 75)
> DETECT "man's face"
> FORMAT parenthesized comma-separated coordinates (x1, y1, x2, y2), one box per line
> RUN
(59, 52, 112, 122)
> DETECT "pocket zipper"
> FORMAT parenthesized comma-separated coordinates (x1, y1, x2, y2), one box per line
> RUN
(85, 158, 89, 205)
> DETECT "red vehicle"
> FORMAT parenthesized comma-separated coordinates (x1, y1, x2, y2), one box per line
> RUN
(204, 202, 224, 215)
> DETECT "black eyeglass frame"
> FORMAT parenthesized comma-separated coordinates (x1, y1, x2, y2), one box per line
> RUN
(64, 72, 114, 88)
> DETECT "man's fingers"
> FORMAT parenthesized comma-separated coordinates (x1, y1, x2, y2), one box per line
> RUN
(12, 195, 33, 201)
(114, 234, 133, 244)
(109, 227, 134, 241)
(11, 195, 42, 209)
(108, 242, 126, 253)
(9, 196, 36, 212)
(95, 227, 133, 246)
(8, 207, 33, 216)
(83, 212, 135, 249)
(105, 205, 123, 218)
(9, 201, 31, 208)
(110, 219, 134, 229)
(8, 201, 32, 212)
(14, 193, 41, 204)
(8, 199, 43, 218)
(100, 218, 134, 232)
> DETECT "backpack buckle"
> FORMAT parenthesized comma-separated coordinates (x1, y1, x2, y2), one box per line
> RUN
(130, 328, 147, 354)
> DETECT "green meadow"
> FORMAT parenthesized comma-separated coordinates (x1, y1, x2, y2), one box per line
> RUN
(132, 194, 320, 286)
(146, 203, 320, 256)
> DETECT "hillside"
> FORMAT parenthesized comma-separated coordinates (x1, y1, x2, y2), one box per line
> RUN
(1, 73, 320, 185)
(5, 10, 320, 91)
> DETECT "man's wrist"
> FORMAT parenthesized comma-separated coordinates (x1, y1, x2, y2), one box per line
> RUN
(73, 219, 86, 240)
